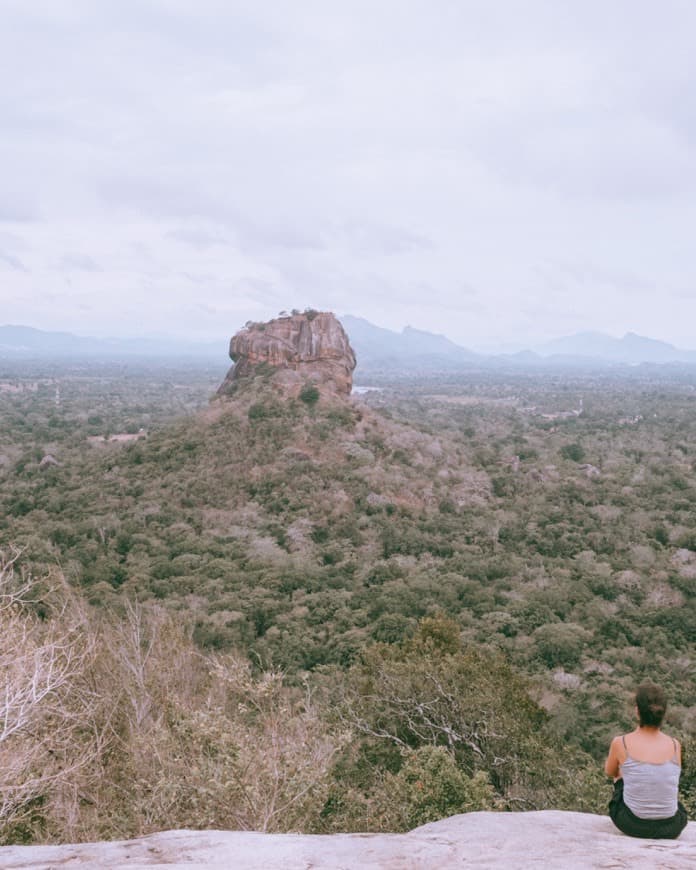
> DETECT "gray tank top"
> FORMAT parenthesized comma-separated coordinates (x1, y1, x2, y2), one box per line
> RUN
(621, 735, 680, 820)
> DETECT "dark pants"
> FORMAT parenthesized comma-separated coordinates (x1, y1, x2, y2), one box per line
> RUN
(609, 779, 688, 839)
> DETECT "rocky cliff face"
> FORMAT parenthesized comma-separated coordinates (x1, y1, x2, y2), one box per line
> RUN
(217, 311, 356, 398)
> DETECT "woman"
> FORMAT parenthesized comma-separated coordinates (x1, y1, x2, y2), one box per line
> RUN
(605, 682, 688, 839)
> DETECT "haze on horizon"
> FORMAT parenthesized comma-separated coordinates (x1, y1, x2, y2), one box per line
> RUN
(2, 1, 696, 353)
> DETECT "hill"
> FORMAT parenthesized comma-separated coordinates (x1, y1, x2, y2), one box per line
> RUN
(341, 315, 481, 372)
(0, 324, 223, 358)
(536, 331, 696, 365)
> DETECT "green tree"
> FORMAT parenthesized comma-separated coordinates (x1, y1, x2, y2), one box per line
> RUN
(334, 616, 549, 797)
(388, 746, 495, 827)
(560, 443, 585, 462)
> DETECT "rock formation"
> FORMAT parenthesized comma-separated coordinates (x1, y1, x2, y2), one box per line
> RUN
(1, 811, 693, 868)
(217, 311, 356, 398)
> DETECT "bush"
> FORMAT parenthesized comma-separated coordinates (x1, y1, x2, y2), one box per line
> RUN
(533, 622, 592, 668)
(248, 402, 272, 420)
(391, 747, 495, 827)
(299, 384, 320, 406)
(560, 443, 585, 462)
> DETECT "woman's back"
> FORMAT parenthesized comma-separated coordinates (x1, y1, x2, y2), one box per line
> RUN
(622, 729, 680, 764)
(621, 733, 680, 819)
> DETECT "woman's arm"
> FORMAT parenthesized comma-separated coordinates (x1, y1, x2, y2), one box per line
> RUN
(604, 736, 624, 779)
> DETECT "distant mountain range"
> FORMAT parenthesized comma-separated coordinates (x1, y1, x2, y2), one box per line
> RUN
(3, 320, 696, 369)
(0, 325, 223, 358)
(534, 331, 696, 365)
(340, 316, 481, 369)
(342, 317, 696, 370)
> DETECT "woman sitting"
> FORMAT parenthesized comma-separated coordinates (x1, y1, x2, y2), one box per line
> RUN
(605, 682, 688, 839)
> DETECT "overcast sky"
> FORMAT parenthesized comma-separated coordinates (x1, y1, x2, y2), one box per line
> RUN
(2, 1, 696, 351)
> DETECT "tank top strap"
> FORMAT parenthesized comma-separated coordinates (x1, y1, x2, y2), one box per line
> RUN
(621, 734, 628, 752)
(671, 738, 679, 761)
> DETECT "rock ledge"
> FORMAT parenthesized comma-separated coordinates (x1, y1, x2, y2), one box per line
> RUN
(1, 811, 694, 869)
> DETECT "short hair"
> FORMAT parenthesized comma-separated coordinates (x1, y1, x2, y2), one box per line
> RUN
(635, 683, 667, 727)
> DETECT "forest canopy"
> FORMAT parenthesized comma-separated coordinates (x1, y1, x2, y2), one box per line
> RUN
(0, 359, 694, 842)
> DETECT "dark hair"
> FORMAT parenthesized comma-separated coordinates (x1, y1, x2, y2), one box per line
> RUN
(636, 683, 667, 728)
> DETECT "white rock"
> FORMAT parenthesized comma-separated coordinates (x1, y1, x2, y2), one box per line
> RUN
(366, 491, 391, 507)
(0, 812, 694, 869)
(552, 669, 582, 690)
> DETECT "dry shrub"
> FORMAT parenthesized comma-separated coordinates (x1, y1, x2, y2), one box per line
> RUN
(0, 553, 345, 844)
(0, 549, 106, 843)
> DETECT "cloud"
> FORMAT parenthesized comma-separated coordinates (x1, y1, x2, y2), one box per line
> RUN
(338, 221, 433, 256)
(166, 225, 229, 249)
(2, 1, 696, 344)
(0, 250, 28, 272)
(476, 113, 696, 199)
(59, 253, 102, 272)
(233, 218, 327, 253)
(0, 185, 39, 223)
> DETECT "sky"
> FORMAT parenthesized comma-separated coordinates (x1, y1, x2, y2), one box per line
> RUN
(2, 1, 696, 352)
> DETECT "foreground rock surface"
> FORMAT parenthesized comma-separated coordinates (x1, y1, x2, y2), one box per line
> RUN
(218, 311, 356, 398)
(1, 811, 694, 869)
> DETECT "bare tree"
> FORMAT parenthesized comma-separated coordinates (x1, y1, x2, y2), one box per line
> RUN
(0, 550, 93, 832)
(210, 656, 345, 832)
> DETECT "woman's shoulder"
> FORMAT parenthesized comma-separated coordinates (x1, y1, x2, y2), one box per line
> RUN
(665, 733, 682, 753)
(660, 732, 682, 762)
(609, 734, 628, 757)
